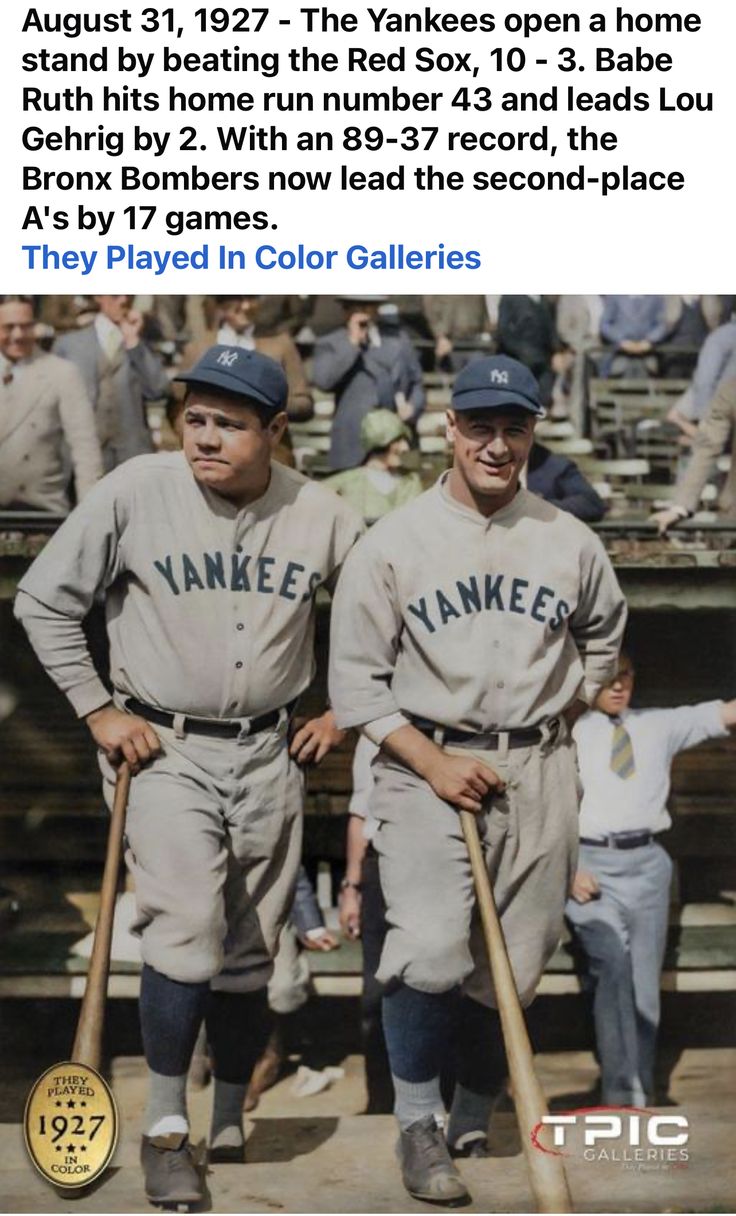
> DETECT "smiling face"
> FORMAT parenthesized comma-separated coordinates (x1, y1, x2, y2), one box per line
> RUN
(0, 300, 36, 362)
(595, 655, 635, 717)
(446, 407, 535, 515)
(182, 389, 287, 504)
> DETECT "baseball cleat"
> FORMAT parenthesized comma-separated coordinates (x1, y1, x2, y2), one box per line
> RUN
(397, 1115, 471, 1205)
(141, 1133, 203, 1207)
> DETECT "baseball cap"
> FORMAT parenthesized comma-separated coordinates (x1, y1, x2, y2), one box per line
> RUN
(451, 355, 544, 416)
(361, 409, 410, 453)
(174, 345, 288, 413)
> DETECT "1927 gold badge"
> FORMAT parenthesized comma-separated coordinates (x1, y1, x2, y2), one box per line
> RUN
(24, 1062, 118, 1189)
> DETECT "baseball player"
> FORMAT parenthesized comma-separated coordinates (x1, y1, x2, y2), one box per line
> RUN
(328, 355, 627, 1204)
(15, 345, 362, 1207)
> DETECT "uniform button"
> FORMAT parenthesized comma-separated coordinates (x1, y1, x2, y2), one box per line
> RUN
(236, 623, 244, 631)
(235, 661, 243, 669)
(497, 681, 505, 689)
(493, 640, 500, 648)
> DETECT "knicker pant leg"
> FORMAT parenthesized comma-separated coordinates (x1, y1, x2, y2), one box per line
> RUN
(101, 741, 230, 985)
(371, 758, 476, 994)
(213, 727, 305, 993)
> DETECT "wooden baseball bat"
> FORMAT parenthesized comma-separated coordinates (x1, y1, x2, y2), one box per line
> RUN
(460, 809, 573, 1214)
(71, 764, 131, 1072)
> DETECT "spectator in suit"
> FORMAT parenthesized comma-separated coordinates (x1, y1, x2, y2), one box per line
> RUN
(526, 443, 606, 523)
(422, 295, 490, 372)
(54, 296, 169, 471)
(313, 297, 425, 471)
(0, 297, 103, 514)
(496, 296, 567, 406)
(654, 376, 736, 531)
(567, 653, 736, 1104)
(599, 295, 672, 378)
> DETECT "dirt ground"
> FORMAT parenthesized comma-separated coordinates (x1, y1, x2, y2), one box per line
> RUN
(2, 1042, 735, 1215)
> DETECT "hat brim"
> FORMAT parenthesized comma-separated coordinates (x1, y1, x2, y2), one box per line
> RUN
(174, 367, 283, 412)
(451, 387, 544, 415)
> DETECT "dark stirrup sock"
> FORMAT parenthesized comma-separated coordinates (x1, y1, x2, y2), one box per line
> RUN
(206, 988, 274, 1151)
(205, 988, 274, 1085)
(139, 963, 210, 1076)
(448, 996, 508, 1147)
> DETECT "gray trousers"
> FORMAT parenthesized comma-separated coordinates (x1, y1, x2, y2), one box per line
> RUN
(371, 726, 580, 1008)
(565, 841, 673, 1105)
(101, 715, 304, 992)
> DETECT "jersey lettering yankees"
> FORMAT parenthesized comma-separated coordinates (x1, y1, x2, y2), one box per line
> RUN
(16, 452, 362, 720)
(329, 475, 626, 733)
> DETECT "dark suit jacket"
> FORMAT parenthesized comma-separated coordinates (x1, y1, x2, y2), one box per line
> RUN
(527, 444, 606, 523)
(313, 327, 425, 470)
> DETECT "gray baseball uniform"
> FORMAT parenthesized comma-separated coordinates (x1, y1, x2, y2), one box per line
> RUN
(16, 451, 362, 990)
(329, 475, 627, 1005)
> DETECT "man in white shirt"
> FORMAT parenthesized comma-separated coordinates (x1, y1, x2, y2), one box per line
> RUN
(567, 654, 736, 1105)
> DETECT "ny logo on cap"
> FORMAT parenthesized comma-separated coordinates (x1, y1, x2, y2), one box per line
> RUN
(490, 369, 510, 385)
(217, 350, 239, 368)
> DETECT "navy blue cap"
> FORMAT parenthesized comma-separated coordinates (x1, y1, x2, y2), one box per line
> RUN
(451, 355, 544, 416)
(175, 345, 288, 413)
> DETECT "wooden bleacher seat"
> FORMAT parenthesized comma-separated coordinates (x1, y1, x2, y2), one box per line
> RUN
(589, 378, 689, 457)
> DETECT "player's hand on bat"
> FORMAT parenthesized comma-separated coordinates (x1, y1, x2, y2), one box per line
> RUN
(425, 753, 505, 813)
(85, 704, 161, 773)
(339, 886, 362, 939)
(301, 928, 340, 952)
(290, 710, 345, 766)
(570, 869, 601, 904)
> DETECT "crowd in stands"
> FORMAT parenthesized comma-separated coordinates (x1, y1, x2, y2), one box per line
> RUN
(3, 294, 735, 1125)
(2, 292, 735, 528)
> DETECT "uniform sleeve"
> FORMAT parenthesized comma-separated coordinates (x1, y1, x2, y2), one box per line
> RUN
(322, 498, 365, 596)
(14, 472, 127, 718)
(570, 533, 628, 705)
(56, 360, 105, 499)
(328, 534, 405, 729)
(661, 700, 728, 759)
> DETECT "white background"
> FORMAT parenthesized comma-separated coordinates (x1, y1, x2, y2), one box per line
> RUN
(1, 0, 734, 292)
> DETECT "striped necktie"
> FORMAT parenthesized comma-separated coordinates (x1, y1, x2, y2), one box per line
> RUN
(610, 717, 636, 780)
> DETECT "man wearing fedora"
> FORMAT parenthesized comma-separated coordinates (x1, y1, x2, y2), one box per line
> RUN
(313, 294, 425, 471)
